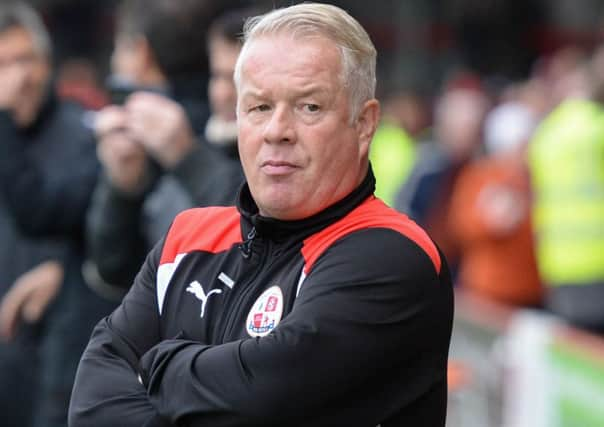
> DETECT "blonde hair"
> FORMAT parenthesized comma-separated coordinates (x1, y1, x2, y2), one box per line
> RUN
(234, 2, 376, 121)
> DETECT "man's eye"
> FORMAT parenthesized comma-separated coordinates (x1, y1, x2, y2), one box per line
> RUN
(250, 104, 270, 113)
(303, 104, 320, 113)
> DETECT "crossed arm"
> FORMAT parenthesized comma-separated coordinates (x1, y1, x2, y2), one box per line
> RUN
(69, 230, 452, 427)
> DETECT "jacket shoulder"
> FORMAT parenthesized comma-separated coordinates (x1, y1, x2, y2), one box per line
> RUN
(302, 196, 441, 274)
(160, 207, 242, 264)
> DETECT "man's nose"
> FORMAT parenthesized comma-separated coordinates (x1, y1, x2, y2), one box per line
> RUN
(262, 105, 295, 144)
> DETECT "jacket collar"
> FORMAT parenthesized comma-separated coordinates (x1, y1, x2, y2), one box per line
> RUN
(237, 165, 376, 241)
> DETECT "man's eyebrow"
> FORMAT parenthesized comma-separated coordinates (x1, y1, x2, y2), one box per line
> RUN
(240, 85, 329, 100)
(240, 89, 268, 99)
(294, 86, 329, 98)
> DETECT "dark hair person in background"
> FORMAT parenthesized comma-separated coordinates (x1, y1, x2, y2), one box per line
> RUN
(108, 0, 217, 129)
(84, 1, 246, 297)
(204, 6, 262, 155)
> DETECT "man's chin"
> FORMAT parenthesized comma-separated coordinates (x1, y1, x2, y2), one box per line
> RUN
(258, 198, 320, 221)
(257, 198, 297, 220)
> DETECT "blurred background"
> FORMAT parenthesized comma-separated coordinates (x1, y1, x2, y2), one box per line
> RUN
(3, 0, 604, 426)
(28, 0, 604, 99)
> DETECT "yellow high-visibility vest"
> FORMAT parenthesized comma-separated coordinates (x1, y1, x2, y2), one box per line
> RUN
(370, 122, 416, 207)
(528, 99, 604, 285)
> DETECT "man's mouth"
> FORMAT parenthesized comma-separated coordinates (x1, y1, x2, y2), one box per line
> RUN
(260, 160, 299, 176)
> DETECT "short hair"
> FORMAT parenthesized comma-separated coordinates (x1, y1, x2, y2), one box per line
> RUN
(233, 3, 377, 121)
(0, 1, 51, 58)
(116, 0, 221, 81)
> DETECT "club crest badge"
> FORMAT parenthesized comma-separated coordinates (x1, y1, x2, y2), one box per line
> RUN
(246, 286, 284, 337)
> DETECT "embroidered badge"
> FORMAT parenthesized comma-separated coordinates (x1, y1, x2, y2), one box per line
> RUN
(246, 286, 284, 337)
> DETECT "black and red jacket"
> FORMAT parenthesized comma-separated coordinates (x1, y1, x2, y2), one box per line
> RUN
(69, 169, 454, 427)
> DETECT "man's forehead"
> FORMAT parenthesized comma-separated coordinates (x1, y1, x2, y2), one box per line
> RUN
(240, 34, 341, 80)
(240, 82, 330, 99)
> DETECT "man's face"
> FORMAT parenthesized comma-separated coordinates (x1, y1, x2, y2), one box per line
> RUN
(237, 34, 373, 220)
(209, 36, 240, 122)
(0, 26, 50, 127)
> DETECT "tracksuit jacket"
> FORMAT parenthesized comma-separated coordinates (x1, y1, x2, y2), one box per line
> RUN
(69, 169, 454, 427)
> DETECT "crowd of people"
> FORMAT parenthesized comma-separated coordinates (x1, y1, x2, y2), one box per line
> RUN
(387, 44, 604, 332)
(0, 1, 246, 426)
(0, 0, 602, 426)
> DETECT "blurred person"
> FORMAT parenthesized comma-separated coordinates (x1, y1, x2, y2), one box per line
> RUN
(204, 7, 255, 155)
(369, 90, 426, 207)
(381, 89, 431, 139)
(107, 0, 217, 131)
(503, 77, 550, 120)
(448, 101, 543, 305)
(0, 2, 116, 427)
(84, 3, 247, 294)
(369, 120, 415, 206)
(531, 45, 590, 112)
(395, 79, 490, 274)
(528, 44, 604, 332)
(69, 4, 454, 426)
(0, 196, 66, 427)
(369, 124, 416, 207)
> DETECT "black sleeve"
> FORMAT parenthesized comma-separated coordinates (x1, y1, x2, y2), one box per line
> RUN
(68, 238, 170, 427)
(85, 174, 150, 288)
(170, 142, 244, 207)
(0, 111, 99, 236)
(139, 228, 454, 426)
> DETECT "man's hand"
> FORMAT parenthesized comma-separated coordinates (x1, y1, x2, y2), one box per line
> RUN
(138, 337, 194, 391)
(0, 260, 64, 340)
(95, 105, 152, 195)
(125, 92, 196, 169)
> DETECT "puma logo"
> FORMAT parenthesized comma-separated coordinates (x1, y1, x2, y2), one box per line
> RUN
(186, 281, 222, 318)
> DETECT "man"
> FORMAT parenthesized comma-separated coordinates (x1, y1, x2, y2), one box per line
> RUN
(69, 4, 453, 426)
(448, 101, 543, 306)
(528, 45, 604, 332)
(107, 0, 218, 131)
(395, 80, 490, 277)
(0, 210, 64, 427)
(204, 6, 259, 155)
(84, 0, 244, 294)
(0, 2, 116, 426)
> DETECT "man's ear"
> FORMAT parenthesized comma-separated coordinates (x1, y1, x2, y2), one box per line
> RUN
(355, 99, 380, 153)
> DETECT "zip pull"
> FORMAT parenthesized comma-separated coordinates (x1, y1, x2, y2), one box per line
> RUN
(240, 227, 256, 258)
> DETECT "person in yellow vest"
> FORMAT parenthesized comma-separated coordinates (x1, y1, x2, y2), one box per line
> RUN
(370, 120, 416, 206)
(369, 90, 428, 206)
(528, 45, 604, 332)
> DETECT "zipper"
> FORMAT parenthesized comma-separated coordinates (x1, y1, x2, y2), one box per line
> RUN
(221, 228, 268, 341)
(239, 227, 257, 259)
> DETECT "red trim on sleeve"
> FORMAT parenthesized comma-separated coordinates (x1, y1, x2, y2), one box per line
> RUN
(301, 196, 441, 275)
(160, 207, 243, 265)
